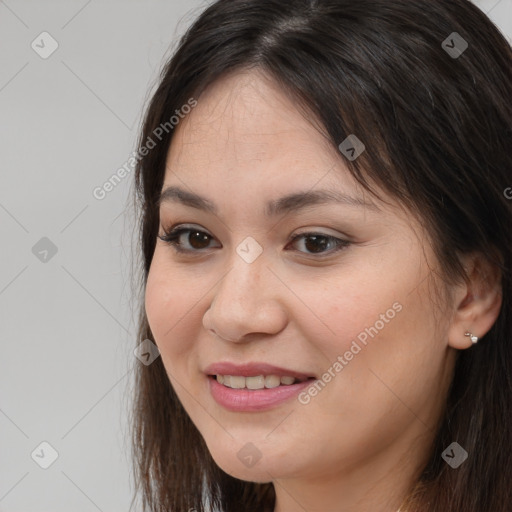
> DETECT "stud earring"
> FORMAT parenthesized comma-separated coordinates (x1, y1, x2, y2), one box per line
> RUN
(464, 331, 479, 344)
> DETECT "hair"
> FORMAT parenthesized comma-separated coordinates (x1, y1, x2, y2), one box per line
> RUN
(127, 0, 512, 510)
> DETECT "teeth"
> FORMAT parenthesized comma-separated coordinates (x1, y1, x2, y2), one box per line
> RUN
(227, 376, 245, 389)
(246, 375, 265, 389)
(215, 374, 301, 389)
(265, 375, 281, 388)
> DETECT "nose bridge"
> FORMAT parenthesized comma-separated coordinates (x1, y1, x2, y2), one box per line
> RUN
(221, 233, 269, 301)
(213, 247, 267, 316)
(203, 243, 287, 341)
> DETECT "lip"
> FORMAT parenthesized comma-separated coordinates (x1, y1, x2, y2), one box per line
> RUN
(204, 361, 317, 412)
(207, 375, 315, 412)
(204, 362, 315, 381)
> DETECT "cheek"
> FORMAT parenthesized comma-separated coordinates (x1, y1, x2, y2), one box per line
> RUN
(145, 264, 171, 342)
(145, 256, 199, 358)
(293, 275, 402, 358)
(298, 271, 438, 408)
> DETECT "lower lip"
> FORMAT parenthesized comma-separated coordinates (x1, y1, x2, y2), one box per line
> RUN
(207, 375, 315, 412)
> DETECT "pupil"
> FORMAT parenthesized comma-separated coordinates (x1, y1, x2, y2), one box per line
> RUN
(305, 235, 328, 253)
(190, 231, 210, 249)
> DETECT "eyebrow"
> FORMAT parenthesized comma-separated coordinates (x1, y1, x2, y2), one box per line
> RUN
(157, 185, 380, 216)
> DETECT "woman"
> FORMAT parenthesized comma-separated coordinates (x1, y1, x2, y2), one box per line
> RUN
(129, 0, 512, 510)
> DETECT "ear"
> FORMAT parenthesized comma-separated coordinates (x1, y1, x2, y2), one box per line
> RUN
(448, 252, 503, 349)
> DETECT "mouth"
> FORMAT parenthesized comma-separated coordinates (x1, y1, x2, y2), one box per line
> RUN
(206, 373, 318, 412)
(207, 374, 315, 390)
(204, 362, 317, 411)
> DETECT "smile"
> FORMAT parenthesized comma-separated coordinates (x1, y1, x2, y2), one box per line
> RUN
(207, 374, 316, 412)
(212, 374, 311, 389)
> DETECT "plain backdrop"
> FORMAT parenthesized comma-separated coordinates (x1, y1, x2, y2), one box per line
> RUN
(0, 1, 511, 511)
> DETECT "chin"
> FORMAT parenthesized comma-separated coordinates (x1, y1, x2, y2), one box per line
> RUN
(205, 440, 301, 483)
(214, 458, 277, 483)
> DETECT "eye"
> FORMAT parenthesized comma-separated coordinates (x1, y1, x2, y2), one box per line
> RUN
(287, 232, 351, 255)
(158, 225, 351, 256)
(158, 225, 219, 253)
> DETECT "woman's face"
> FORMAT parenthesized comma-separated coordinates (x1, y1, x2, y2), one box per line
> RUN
(145, 70, 458, 494)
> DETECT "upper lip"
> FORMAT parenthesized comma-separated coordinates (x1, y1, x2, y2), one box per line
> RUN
(204, 362, 315, 381)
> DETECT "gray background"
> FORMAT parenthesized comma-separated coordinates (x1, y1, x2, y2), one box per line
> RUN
(0, 1, 510, 511)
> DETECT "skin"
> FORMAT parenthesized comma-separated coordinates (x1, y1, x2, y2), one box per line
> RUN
(144, 69, 502, 512)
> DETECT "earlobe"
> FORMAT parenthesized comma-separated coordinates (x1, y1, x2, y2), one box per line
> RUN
(447, 253, 503, 350)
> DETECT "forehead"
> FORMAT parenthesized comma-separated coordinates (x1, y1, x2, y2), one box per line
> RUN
(165, 70, 361, 193)
(179, 69, 305, 132)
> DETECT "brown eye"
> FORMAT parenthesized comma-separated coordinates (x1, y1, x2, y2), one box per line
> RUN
(158, 225, 350, 257)
(185, 230, 212, 249)
(288, 233, 351, 255)
(158, 226, 219, 253)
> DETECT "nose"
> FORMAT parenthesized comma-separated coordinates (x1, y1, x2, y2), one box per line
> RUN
(202, 253, 288, 343)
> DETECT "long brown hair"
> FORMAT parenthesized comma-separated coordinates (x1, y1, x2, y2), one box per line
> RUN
(127, 1, 512, 510)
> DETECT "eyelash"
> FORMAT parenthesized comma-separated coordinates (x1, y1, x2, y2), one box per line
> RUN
(158, 224, 351, 257)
